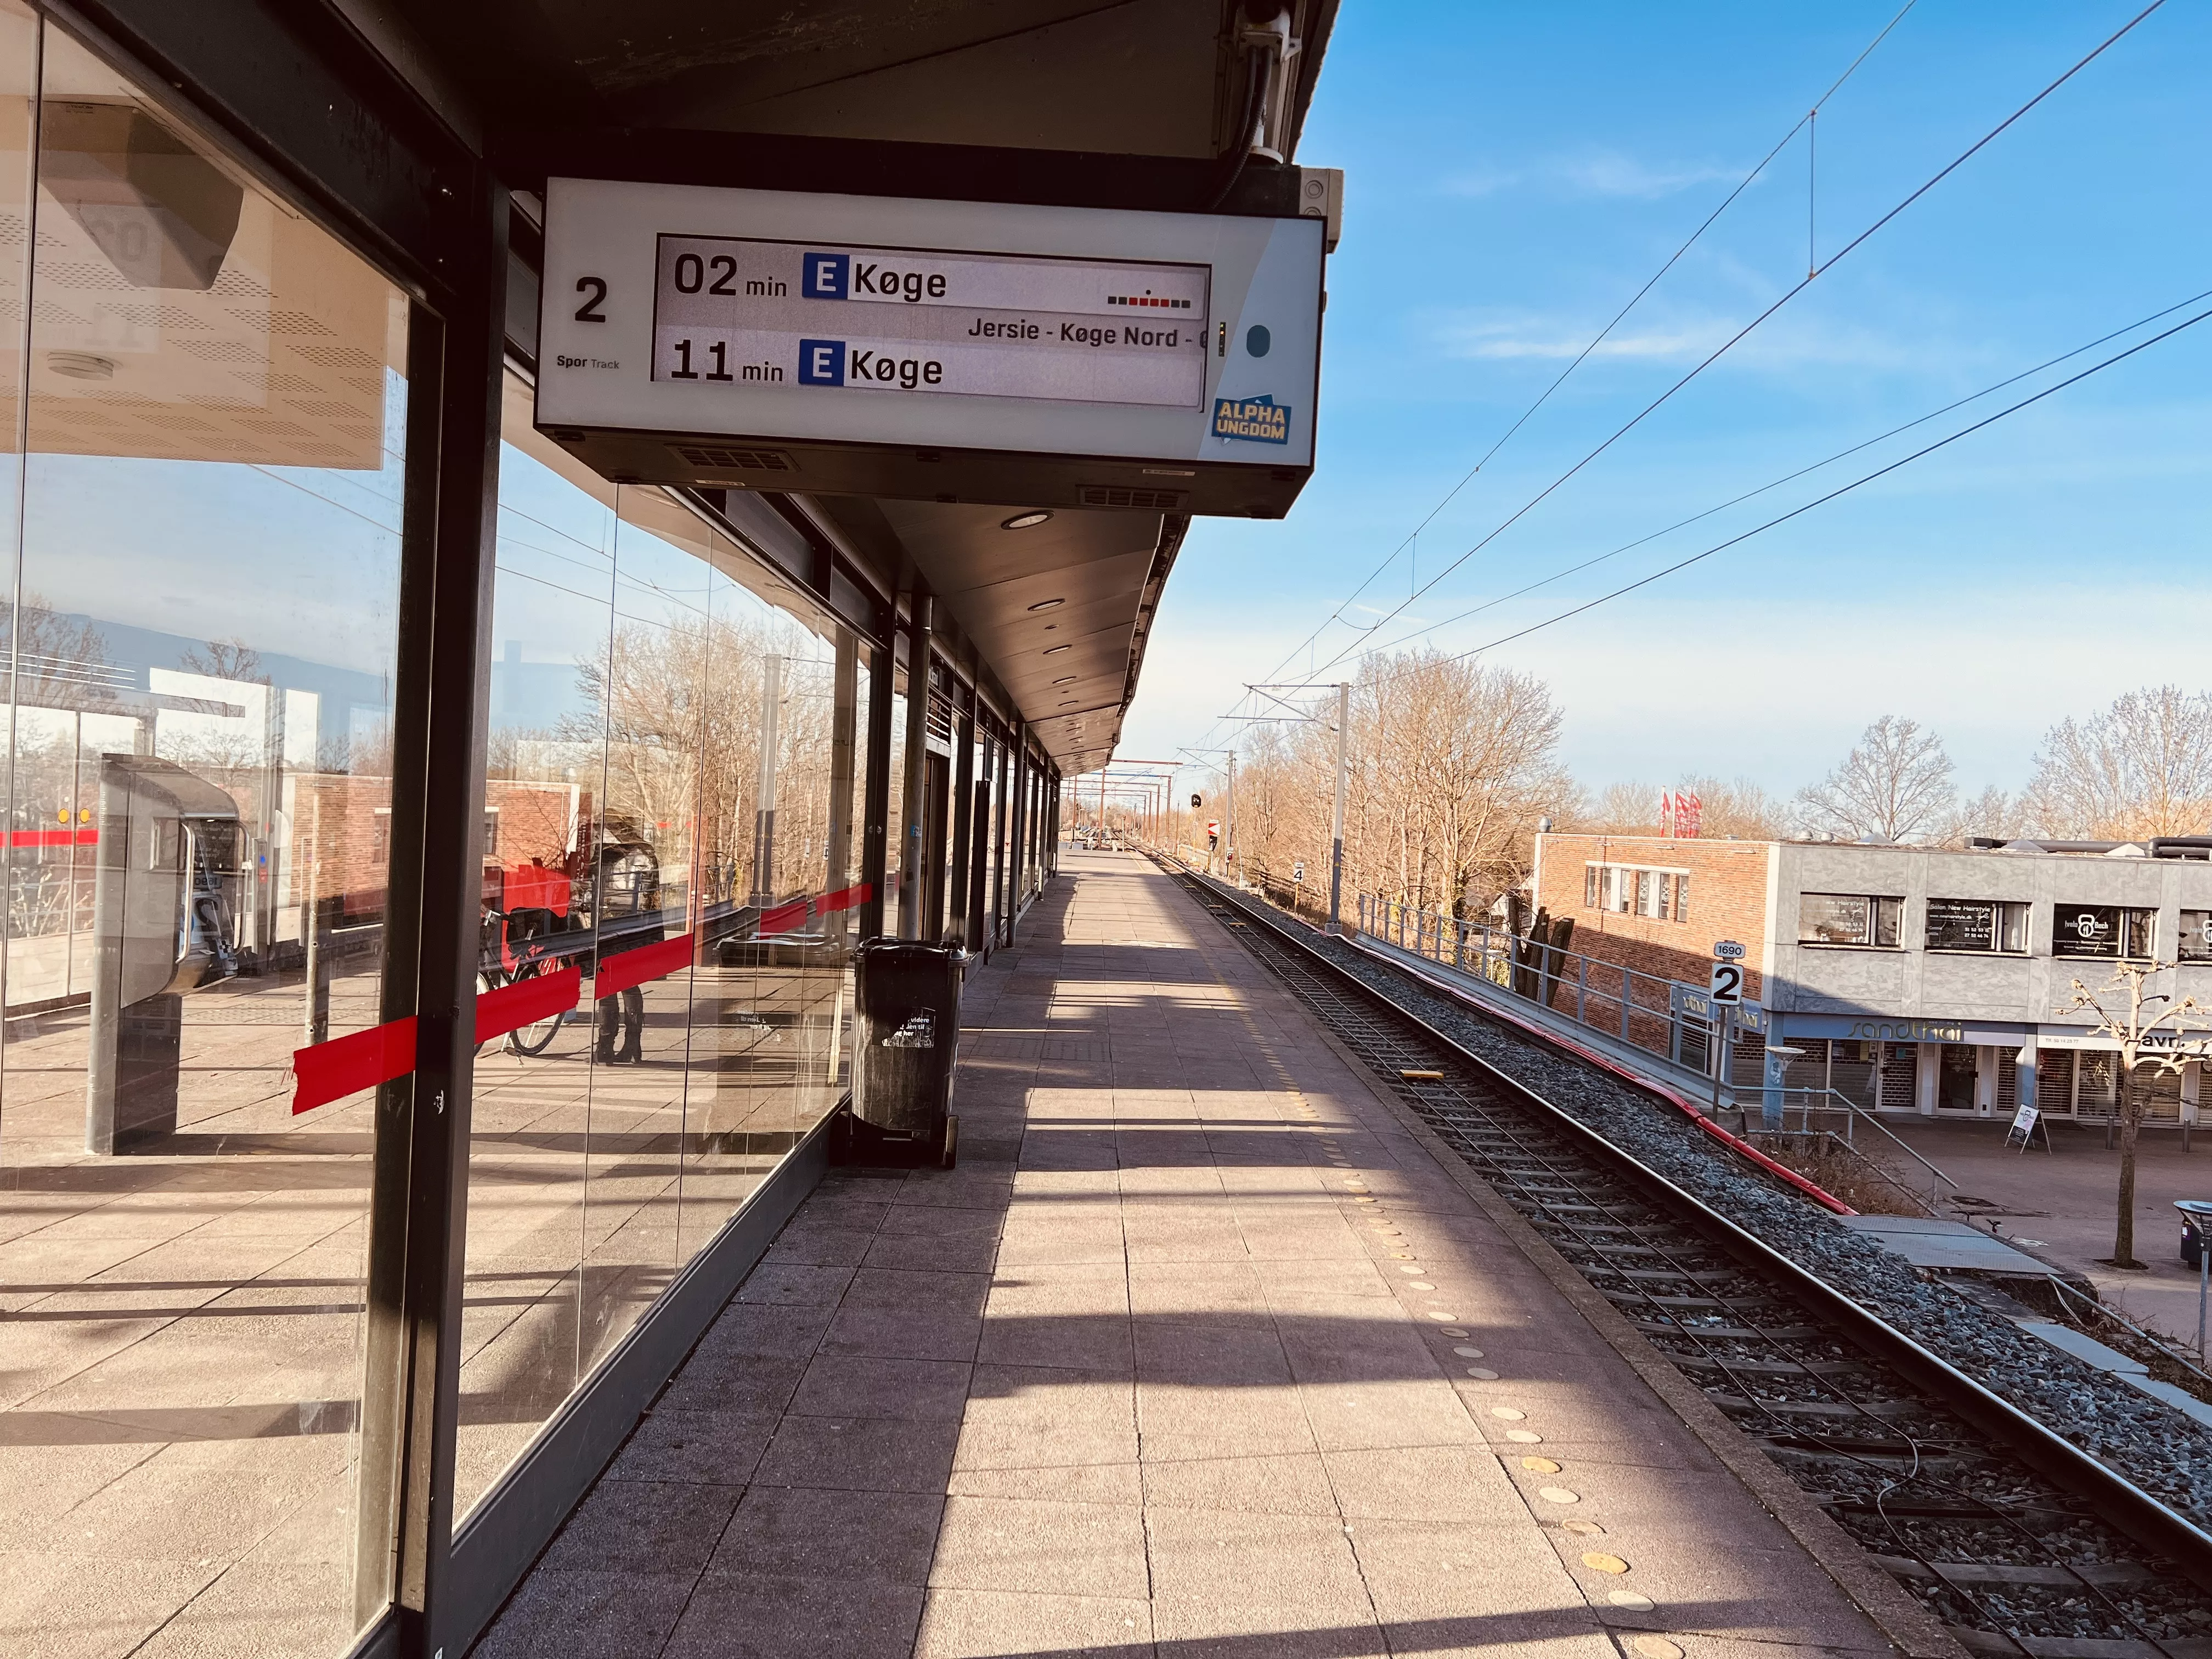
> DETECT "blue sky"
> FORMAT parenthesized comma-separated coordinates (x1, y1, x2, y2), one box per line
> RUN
(1125, 1, 2212, 803)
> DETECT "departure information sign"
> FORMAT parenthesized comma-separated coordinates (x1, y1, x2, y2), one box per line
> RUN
(652, 237, 1211, 409)
(536, 178, 1327, 517)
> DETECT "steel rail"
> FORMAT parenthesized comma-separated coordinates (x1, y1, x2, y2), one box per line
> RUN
(1174, 865, 2212, 1604)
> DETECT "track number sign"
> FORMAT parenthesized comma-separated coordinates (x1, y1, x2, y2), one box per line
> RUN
(1708, 961, 1745, 1006)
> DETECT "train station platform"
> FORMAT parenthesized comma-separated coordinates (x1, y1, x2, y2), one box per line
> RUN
(471, 851, 1898, 1659)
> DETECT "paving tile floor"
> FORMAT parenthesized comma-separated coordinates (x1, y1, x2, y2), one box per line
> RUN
(472, 850, 1892, 1659)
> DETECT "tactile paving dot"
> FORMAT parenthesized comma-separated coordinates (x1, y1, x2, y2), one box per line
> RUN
(1452, 1346, 1485, 1358)
(1506, 1429, 1542, 1444)
(1611, 1592, 1658, 1614)
(1464, 1367, 1498, 1379)
(1537, 1486, 1579, 1504)
(1396, 1265, 1425, 1274)
(1582, 1552, 1629, 1575)
(1562, 1520, 1604, 1536)
(1521, 1456, 1561, 1474)
(1629, 1634, 1678, 1656)
(1440, 1326, 1469, 1337)
(1490, 1407, 1526, 1421)
(1423, 1310, 1457, 1321)
(1354, 1197, 1377, 1205)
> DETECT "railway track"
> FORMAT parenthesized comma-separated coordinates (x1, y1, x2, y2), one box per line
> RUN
(1171, 866, 2212, 1659)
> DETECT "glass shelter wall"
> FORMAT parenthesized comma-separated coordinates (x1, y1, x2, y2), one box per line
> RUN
(0, 10, 410, 1652)
(0, 14, 1065, 1644)
(452, 377, 864, 1522)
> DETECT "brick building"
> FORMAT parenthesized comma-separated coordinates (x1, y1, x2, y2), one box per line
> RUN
(1533, 831, 2212, 1126)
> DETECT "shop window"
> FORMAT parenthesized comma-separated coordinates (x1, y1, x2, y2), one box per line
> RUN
(1925, 897, 2029, 953)
(2051, 902, 2155, 960)
(2180, 909, 2212, 962)
(1799, 892, 1903, 947)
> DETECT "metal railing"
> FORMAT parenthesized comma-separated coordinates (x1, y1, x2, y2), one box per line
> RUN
(1747, 1087, 1960, 1211)
(1356, 891, 1728, 1076)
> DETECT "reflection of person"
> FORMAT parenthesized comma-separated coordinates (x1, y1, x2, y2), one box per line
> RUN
(596, 985, 644, 1065)
(592, 834, 661, 1066)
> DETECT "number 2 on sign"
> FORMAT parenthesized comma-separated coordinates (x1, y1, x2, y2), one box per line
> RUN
(1708, 961, 1744, 1006)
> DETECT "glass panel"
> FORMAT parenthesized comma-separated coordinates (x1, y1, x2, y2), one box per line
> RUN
(3, 18, 409, 1649)
(887, 680, 908, 923)
(1872, 897, 1903, 949)
(1673, 873, 1688, 923)
(577, 490, 704, 1369)
(1799, 893, 1869, 945)
(2078, 1049, 2119, 1118)
(454, 375, 612, 1520)
(1998, 902, 2029, 954)
(2121, 907, 2156, 961)
(1925, 898, 1996, 952)
(2181, 910, 2212, 962)
(2052, 902, 2121, 958)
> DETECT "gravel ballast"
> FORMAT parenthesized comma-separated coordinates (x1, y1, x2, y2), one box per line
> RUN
(1261, 911, 2212, 1531)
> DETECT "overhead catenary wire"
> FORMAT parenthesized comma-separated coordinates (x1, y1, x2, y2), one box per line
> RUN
(1342, 285, 2212, 661)
(1239, 2, 1922, 707)
(1277, 0, 2168, 695)
(1367, 301, 2212, 682)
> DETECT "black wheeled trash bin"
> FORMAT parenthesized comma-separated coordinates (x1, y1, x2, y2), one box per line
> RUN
(841, 938, 962, 1167)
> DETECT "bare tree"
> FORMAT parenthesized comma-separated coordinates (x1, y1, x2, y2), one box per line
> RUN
(179, 637, 268, 685)
(1793, 715, 1955, 842)
(2053, 963, 2210, 1268)
(1578, 780, 1660, 834)
(1228, 648, 1575, 924)
(1939, 783, 2022, 847)
(2023, 685, 2212, 840)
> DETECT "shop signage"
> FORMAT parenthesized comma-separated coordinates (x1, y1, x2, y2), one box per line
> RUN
(1671, 985, 1767, 1034)
(537, 179, 1325, 516)
(1781, 1012, 2024, 1045)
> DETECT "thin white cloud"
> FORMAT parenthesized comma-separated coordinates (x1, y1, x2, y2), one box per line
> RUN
(1432, 304, 1964, 377)
(1443, 149, 1747, 201)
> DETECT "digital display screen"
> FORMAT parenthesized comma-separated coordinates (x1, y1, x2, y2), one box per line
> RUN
(650, 234, 1211, 409)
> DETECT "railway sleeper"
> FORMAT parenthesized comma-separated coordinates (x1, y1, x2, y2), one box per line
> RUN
(1876, 1556, 2162, 1590)
(1710, 1391, 1921, 1418)
(1666, 1353, 1874, 1378)
(1941, 1623, 2212, 1659)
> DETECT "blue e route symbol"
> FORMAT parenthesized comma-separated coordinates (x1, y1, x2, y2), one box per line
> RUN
(798, 339, 847, 386)
(801, 252, 849, 300)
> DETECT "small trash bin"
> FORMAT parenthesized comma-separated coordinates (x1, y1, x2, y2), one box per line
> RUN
(2179, 1200, 2212, 1271)
(844, 938, 962, 1166)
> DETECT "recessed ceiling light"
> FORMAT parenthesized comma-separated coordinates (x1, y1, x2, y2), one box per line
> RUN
(1053, 675, 1077, 685)
(1001, 510, 1053, 531)
(1043, 644, 1071, 654)
(1026, 597, 1065, 611)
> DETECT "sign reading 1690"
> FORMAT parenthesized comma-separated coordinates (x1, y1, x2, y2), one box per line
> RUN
(651, 233, 1210, 410)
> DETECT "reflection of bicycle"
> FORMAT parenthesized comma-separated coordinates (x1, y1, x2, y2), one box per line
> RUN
(478, 905, 571, 1057)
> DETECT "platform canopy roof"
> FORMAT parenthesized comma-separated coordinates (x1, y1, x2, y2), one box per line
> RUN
(331, 0, 1339, 772)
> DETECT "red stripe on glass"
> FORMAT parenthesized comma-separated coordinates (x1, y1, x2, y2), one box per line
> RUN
(595, 933, 695, 997)
(292, 1017, 417, 1115)
(475, 966, 582, 1044)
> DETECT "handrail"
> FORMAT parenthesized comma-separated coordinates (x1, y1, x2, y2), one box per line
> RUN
(2047, 1274, 2212, 1385)
(1357, 890, 1736, 1078)
(1742, 1124, 1944, 1216)
(1760, 1086, 1960, 1209)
